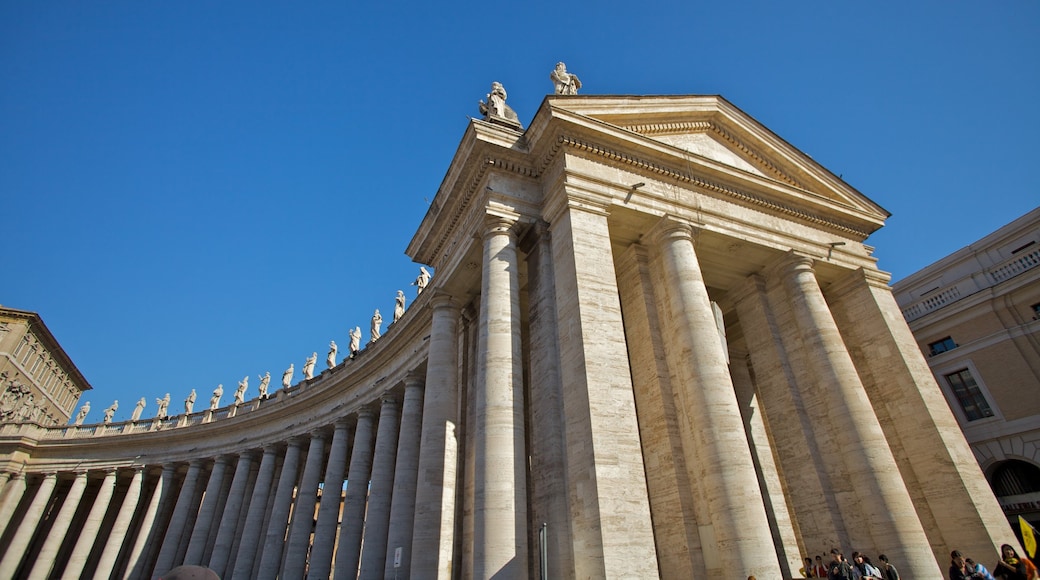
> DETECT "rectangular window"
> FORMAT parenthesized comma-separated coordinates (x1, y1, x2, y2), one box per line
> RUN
(929, 336, 957, 356)
(945, 369, 994, 421)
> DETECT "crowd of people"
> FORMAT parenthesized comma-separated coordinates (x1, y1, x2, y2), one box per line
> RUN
(950, 545, 1038, 580)
(799, 549, 899, 579)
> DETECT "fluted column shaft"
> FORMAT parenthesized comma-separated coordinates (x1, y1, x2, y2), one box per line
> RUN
(91, 469, 145, 580)
(0, 473, 57, 576)
(28, 471, 88, 579)
(335, 409, 377, 578)
(473, 215, 527, 580)
(308, 421, 352, 579)
(209, 451, 256, 577)
(384, 376, 425, 579)
(183, 457, 230, 565)
(358, 395, 402, 579)
(778, 255, 938, 576)
(283, 431, 328, 580)
(411, 295, 460, 579)
(653, 221, 780, 577)
(257, 439, 303, 580)
(232, 445, 279, 578)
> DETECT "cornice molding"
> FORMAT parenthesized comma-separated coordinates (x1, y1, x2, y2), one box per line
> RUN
(544, 134, 870, 237)
(621, 120, 802, 188)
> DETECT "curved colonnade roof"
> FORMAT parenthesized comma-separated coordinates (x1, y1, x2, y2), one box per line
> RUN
(0, 287, 435, 472)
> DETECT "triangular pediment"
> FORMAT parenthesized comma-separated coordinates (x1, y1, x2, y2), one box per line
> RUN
(535, 95, 890, 229)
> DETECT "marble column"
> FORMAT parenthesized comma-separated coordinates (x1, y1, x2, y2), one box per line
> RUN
(308, 421, 351, 579)
(0, 472, 58, 575)
(28, 471, 88, 580)
(283, 431, 328, 580)
(209, 451, 256, 578)
(231, 445, 279, 579)
(125, 465, 176, 580)
(61, 469, 118, 579)
(411, 295, 460, 579)
(334, 408, 377, 579)
(257, 439, 303, 580)
(91, 469, 145, 580)
(651, 219, 780, 578)
(777, 255, 940, 577)
(384, 375, 425, 578)
(152, 460, 205, 577)
(472, 214, 527, 580)
(183, 457, 230, 565)
(0, 473, 26, 536)
(359, 394, 402, 579)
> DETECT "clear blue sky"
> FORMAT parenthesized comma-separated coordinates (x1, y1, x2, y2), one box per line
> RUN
(2, 1, 1037, 423)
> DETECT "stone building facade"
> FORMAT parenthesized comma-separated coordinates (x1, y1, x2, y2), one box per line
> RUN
(0, 93, 1020, 579)
(892, 207, 1040, 535)
(0, 306, 91, 426)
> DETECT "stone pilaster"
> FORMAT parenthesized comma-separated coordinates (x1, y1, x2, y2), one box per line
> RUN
(520, 221, 575, 579)
(649, 218, 780, 578)
(283, 431, 328, 580)
(472, 214, 527, 580)
(0, 473, 57, 575)
(28, 471, 88, 580)
(411, 293, 461, 579)
(384, 373, 424, 579)
(777, 254, 940, 578)
(231, 445, 279, 579)
(335, 408, 377, 579)
(308, 420, 351, 579)
(184, 457, 230, 565)
(545, 197, 658, 579)
(359, 394, 402, 579)
(257, 439, 303, 580)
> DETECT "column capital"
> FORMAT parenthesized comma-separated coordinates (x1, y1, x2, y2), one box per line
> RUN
(646, 216, 702, 247)
(357, 406, 377, 421)
(775, 251, 816, 278)
(429, 291, 460, 312)
(404, 371, 426, 390)
(380, 393, 400, 408)
(481, 212, 520, 240)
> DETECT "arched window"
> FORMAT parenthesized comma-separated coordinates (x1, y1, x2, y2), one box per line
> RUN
(990, 460, 1040, 497)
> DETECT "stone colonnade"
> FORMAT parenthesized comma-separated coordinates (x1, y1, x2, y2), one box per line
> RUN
(0, 362, 457, 580)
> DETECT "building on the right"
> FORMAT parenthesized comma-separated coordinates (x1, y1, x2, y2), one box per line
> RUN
(892, 207, 1040, 536)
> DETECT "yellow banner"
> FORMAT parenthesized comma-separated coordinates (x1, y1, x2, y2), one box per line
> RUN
(1021, 515, 1037, 559)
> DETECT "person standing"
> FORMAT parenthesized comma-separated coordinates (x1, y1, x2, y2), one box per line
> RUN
(877, 554, 900, 580)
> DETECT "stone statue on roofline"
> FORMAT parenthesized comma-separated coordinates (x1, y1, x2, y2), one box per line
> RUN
(349, 326, 362, 356)
(131, 397, 146, 421)
(550, 61, 581, 95)
(258, 372, 271, 398)
(479, 82, 523, 129)
(74, 401, 90, 425)
(185, 389, 197, 414)
(413, 267, 431, 295)
(304, 352, 317, 379)
(327, 341, 337, 369)
(282, 363, 294, 389)
(235, 376, 248, 404)
(209, 385, 223, 410)
(371, 309, 383, 343)
(394, 291, 406, 323)
(103, 401, 118, 424)
(156, 393, 170, 419)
